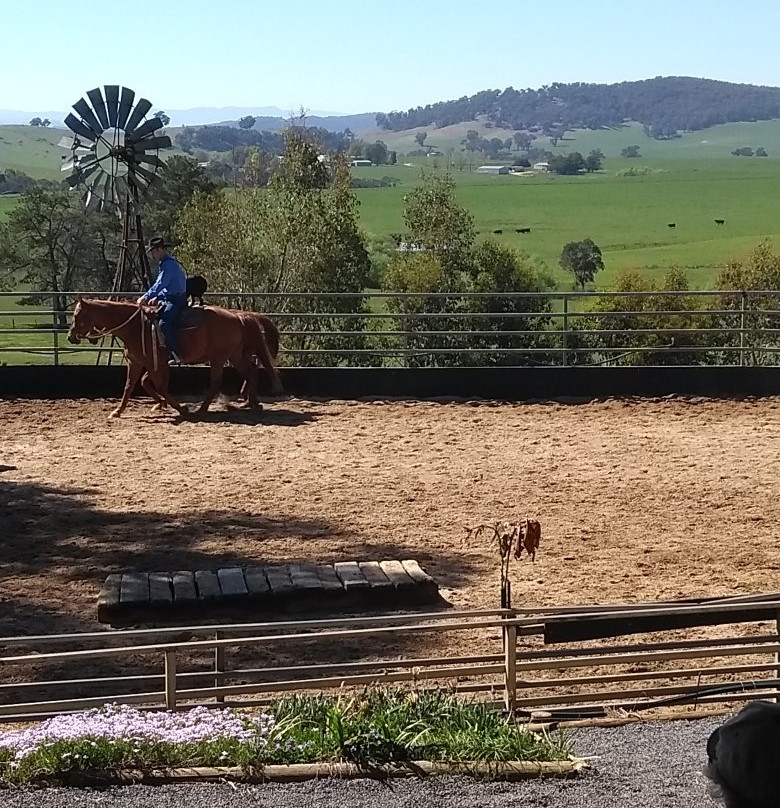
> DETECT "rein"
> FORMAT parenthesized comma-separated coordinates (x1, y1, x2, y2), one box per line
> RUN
(80, 306, 142, 339)
(80, 305, 160, 371)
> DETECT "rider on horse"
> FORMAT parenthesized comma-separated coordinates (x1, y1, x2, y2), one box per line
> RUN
(137, 237, 187, 365)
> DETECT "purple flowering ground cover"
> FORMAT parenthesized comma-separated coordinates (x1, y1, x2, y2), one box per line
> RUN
(0, 704, 275, 785)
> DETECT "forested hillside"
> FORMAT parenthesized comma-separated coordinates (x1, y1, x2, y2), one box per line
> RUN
(376, 77, 780, 138)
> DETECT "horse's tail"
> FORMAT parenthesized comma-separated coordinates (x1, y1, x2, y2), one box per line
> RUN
(252, 313, 280, 360)
(241, 312, 284, 395)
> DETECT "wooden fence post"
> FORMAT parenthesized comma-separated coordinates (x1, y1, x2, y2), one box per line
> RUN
(214, 630, 225, 704)
(503, 621, 517, 715)
(164, 649, 177, 710)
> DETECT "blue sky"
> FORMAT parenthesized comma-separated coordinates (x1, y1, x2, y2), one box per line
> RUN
(3, 0, 780, 117)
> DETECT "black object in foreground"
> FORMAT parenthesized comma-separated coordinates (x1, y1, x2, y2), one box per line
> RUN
(705, 700, 780, 808)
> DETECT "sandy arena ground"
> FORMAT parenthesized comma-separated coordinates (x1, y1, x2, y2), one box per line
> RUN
(1, 394, 779, 685)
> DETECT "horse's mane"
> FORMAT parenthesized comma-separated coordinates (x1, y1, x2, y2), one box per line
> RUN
(80, 298, 136, 307)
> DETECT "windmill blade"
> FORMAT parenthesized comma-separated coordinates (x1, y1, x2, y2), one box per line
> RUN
(126, 117, 163, 142)
(67, 162, 101, 188)
(64, 113, 99, 143)
(132, 135, 172, 152)
(84, 183, 101, 211)
(61, 147, 95, 170)
(133, 163, 159, 185)
(126, 170, 143, 197)
(58, 135, 93, 155)
(86, 87, 110, 130)
(116, 86, 135, 130)
(86, 171, 110, 207)
(113, 173, 130, 203)
(124, 97, 153, 134)
(61, 152, 99, 173)
(72, 97, 104, 136)
(104, 85, 120, 128)
(136, 153, 167, 170)
(99, 173, 113, 204)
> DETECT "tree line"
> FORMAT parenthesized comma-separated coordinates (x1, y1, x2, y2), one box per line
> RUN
(376, 77, 780, 139)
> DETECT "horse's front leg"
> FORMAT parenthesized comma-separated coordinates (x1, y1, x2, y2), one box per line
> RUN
(146, 366, 190, 417)
(141, 371, 167, 412)
(110, 360, 144, 419)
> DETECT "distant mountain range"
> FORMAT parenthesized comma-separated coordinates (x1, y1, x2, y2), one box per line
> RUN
(0, 105, 376, 130)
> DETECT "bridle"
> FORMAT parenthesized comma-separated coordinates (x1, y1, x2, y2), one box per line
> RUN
(69, 303, 162, 372)
(69, 305, 142, 341)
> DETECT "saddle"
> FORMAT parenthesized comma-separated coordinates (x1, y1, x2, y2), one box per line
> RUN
(175, 306, 207, 328)
(140, 302, 207, 351)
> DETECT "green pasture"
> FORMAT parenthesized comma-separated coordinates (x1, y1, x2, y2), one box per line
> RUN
(354, 146, 780, 288)
(0, 125, 68, 181)
(0, 195, 16, 218)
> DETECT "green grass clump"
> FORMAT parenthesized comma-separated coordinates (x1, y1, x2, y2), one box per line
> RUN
(0, 690, 572, 786)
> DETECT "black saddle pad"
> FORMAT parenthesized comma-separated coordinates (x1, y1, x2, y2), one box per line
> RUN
(175, 306, 207, 328)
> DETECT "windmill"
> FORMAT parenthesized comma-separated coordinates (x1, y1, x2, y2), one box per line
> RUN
(59, 85, 172, 291)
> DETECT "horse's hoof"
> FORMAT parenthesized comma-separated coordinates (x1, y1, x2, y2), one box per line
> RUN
(151, 403, 163, 413)
(108, 409, 121, 419)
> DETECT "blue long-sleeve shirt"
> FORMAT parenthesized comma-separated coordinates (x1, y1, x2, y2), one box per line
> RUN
(142, 255, 187, 301)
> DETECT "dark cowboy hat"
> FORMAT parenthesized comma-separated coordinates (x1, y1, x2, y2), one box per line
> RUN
(146, 236, 172, 251)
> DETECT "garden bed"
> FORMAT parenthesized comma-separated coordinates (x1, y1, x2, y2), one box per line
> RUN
(0, 690, 579, 787)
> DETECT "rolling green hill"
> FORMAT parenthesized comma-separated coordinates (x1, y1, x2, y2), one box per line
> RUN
(359, 119, 780, 160)
(0, 125, 68, 180)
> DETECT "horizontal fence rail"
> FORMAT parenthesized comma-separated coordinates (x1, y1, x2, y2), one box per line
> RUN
(1, 597, 780, 723)
(2, 290, 780, 367)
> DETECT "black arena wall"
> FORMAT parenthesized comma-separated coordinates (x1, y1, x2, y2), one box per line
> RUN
(2, 366, 780, 400)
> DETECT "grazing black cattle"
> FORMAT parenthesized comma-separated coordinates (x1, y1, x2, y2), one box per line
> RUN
(515, 227, 532, 234)
(715, 219, 725, 225)
(667, 222, 676, 228)
(492, 229, 503, 234)
(705, 701, 780, 808)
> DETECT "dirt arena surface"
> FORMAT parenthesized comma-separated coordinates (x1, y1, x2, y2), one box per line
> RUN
(1, 394, 780, 680)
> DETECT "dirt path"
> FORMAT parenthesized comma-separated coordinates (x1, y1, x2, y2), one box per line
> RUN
(1, 395, 779, 673)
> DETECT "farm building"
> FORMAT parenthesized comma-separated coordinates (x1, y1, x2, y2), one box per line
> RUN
(350, 159, 372, 167)
(476, 165, 510, 175)
(533, 161, 550, 171)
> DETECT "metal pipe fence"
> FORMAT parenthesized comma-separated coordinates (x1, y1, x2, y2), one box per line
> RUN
(1, 600, 780, 722)
(2, 289, 780, 368)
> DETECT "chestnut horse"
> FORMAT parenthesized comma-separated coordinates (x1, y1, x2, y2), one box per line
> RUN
(67, 298, 260, 418)
(138, 308, 283, 412)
